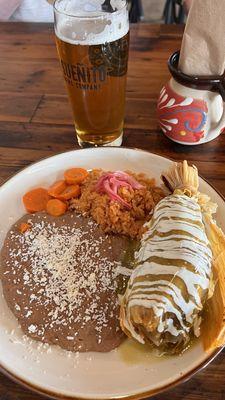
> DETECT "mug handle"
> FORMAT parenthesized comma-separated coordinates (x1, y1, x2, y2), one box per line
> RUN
(207, 75, 225, 141)
(207, 98, 225, 142)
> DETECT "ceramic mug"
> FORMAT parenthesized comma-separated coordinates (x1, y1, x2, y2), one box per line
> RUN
(157, 51, 225, 145)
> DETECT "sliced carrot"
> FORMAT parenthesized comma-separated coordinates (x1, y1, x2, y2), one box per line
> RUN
(19, 222, 31, 233)
(64, 168, 88, 185)
(46, 199, 67, 217)
(48, 180, 67, 198)
(23, 188, 50, 213)
(57, 184, 81, 201)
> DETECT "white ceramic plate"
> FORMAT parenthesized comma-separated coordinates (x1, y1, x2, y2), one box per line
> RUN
(0, 148, 223, 400)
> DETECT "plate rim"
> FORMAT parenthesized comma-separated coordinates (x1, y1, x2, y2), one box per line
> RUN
(0, 146, 223, 400)
(0, 347, 222, 400)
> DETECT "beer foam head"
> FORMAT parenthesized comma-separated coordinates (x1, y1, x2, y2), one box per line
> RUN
(54, 0, 129, 45)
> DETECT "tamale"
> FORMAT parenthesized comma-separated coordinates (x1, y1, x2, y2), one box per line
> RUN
(120, 161, 221, 354)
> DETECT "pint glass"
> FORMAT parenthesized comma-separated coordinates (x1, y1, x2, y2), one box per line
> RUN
(54, 0, 129, 147)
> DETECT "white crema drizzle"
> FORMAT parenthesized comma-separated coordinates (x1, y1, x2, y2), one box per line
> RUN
(122, 194, 212, 346)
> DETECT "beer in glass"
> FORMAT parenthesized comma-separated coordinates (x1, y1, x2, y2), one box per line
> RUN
(54, 0, 129, 147)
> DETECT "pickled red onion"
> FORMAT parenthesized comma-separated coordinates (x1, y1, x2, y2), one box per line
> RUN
(95, 171, 145, 209)
(112, 171, 144, 190)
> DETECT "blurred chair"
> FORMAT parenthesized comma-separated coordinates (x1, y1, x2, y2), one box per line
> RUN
(102, 0, 143, 22)
(129, 0, 143, 23)
(163, 0, 185, 24)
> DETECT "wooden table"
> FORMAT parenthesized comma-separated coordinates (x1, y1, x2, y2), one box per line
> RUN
(0, 21, 225, 400)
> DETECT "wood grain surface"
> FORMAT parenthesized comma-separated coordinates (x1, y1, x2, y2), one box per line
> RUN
(0, 21, 225, 400)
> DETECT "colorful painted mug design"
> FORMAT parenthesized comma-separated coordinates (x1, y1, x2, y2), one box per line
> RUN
(158, 83, 208, 143)
(157, 51, 225, 145)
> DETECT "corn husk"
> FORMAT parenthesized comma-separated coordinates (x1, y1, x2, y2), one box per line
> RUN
(161, 160, 199, 196)
(202, 218, 225, 352)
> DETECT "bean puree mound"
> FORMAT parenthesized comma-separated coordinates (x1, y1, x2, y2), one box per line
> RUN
(1, 213, 130, 352)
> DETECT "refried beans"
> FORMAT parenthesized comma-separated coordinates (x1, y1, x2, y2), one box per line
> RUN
(1, 212, 130, 352)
